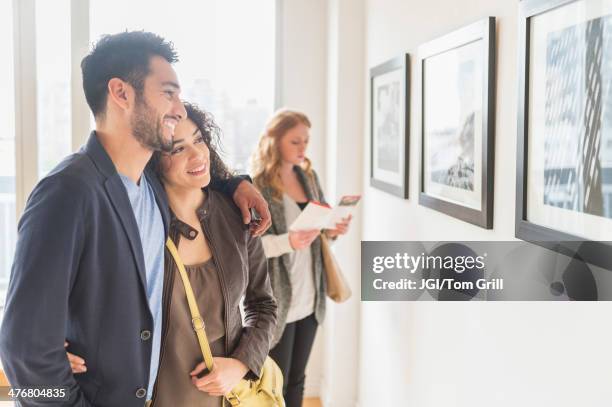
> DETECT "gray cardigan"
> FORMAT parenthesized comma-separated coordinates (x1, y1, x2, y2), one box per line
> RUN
(259, 166, 327, 347)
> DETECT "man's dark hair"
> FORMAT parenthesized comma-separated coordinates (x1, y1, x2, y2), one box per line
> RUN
(81, 31, 178, 118)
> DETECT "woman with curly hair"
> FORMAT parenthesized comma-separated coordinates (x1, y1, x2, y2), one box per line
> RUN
(251, 109, 352, 407)
(66, 103, 278, 406)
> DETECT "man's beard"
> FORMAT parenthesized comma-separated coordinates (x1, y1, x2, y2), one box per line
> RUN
(131, 96, 174, 153)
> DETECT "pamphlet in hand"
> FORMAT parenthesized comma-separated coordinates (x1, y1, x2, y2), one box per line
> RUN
(289, 195, 361, 231)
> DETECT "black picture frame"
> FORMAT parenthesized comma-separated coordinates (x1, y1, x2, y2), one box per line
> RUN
(369, 54, 410, 198)
(515, 0, 612, 270)
(418, 17, 496, 229)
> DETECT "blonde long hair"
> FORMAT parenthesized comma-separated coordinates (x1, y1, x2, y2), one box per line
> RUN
(251, 109, 313, 201)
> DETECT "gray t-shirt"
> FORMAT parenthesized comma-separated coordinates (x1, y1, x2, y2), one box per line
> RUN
(119, 173, 165, 400)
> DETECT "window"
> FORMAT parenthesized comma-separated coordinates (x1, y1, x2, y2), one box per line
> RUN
(0, 1, 278, 305)
(90, 0, 277, 172)
(0, 0, 16, 298)
(35, 0, 72, 178)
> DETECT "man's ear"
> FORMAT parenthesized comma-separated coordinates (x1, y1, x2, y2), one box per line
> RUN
(107, 78, 133, 111)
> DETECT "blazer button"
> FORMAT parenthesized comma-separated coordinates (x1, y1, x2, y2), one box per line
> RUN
(140, 330, 151, 341)
(135, 388, 147, 398)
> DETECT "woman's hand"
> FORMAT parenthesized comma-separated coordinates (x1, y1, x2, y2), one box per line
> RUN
(65, 341, 87, 374)
(325, 215, 352, 239)
(289, 229, 320, 250)
(190, 357, 249, 396)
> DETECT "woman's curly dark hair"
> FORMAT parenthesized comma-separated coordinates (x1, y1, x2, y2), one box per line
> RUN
(149, 102, 233, 183)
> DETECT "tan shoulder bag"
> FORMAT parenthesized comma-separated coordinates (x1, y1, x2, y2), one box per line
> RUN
(307, 172, 352, 303)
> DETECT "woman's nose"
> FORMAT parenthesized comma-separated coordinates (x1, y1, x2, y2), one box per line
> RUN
(188, 145, 204, 160)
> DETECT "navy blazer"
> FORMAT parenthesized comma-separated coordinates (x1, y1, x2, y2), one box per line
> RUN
(0, 132, 171, 406)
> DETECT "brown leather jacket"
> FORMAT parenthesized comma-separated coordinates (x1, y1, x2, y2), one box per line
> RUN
(151, 188, 277, 401)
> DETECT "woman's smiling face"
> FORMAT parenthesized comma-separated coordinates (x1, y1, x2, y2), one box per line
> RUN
(161, 118, 211, 190)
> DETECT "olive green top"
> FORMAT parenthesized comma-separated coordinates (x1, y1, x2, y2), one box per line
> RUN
(154, 258, 225, 407)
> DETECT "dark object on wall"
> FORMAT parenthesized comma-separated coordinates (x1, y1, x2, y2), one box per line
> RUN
(418, 17, 496, 229)
(515, 0, 612, 270)
(369, 54, 410, 198)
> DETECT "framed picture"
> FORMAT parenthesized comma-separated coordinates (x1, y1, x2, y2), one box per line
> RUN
(369, 54, 410, 198)
(516, 0, 612, 270)
(418, 17, 496, 228)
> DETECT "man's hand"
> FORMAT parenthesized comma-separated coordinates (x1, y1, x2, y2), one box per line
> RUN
(65, 341, 87, 374)
(233, 180, 271, 236)
(190, 357, 249, 397)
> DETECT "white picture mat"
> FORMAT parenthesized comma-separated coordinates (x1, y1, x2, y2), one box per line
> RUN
(527, 0, 612, 240)
(372, 69, 405, 186)
(423, 40, 483, 210)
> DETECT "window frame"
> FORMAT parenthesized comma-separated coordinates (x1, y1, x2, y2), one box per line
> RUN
(5, 0, 281, 304)
(12, 0, 91, 219)
(11, 0, 281, 215)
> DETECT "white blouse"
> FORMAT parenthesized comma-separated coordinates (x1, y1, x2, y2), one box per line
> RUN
(261, 194, 316, 323)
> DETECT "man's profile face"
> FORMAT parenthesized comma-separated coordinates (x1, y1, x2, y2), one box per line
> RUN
(130, 55, 186, 152)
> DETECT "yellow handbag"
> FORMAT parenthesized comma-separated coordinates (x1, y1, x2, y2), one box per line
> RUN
(166, 239, 285, 407)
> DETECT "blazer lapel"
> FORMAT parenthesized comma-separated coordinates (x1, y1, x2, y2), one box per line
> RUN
(104, 177, 148, 292)
(84, 132, 148, 292)
(264, 189, 292, 273)
(264, 168, 316, 274)
(269, 197, 287, 235)
(146, 170, 170, 237)
(294, 166, 316, 201)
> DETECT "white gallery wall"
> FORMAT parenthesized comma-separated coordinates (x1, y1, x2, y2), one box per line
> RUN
(279, 1, 364, 404)
(279, 0, 328, 177)
(322, 0, 364, 406)
(278, 0, 329, 398)
(359, 0, 612, 406)
(260, 0, 612, 406)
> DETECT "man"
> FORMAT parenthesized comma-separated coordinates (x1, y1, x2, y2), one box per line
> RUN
(0, 31, 270, 406)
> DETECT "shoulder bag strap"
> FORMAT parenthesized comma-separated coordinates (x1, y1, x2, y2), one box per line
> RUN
(165, 238, 215, 372)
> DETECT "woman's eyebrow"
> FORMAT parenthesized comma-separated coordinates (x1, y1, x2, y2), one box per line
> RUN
(172, 130, 201, 146)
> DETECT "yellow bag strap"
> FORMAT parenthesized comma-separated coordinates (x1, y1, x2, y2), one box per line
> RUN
(165, 238, 215, 372)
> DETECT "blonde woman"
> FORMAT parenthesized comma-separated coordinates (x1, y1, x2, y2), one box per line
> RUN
(251, 109, 351, 407)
